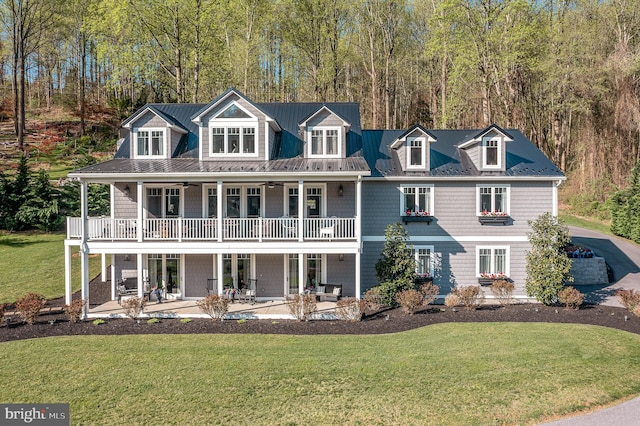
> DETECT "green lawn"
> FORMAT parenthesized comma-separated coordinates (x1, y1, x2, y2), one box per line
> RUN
(559, 214, 615, 237)
(1, 323, 640, 425)
(0, 232, 103, 303)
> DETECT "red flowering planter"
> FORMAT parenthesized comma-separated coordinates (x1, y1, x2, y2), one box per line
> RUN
(478, 216, 509, 225)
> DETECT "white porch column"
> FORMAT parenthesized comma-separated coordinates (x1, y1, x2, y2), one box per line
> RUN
(101, 253, 107, 282)
(217, 180, 223, 242)
(355, 250, 361, 299)
(137, 253, 144, 298)
(298, 180, 304, 242)
(137, 181, 144, 242)
(217, 253, 224, 294)
(356, 176, 362, 243)
(80, 181, 90, 317)
(111, 259, 116, 301)
(64, 243, 72, 305)
(298, 254, 305, 294)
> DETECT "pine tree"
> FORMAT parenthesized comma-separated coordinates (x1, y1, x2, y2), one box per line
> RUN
(374, 222, 416, 306)
(525, 213, 573, 305)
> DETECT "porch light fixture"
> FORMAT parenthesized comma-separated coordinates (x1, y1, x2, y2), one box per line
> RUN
(338, 184, 344, 197)
(123, 185, 130, 198)
(339, 254, 344, 261)
(267, 182, 275, 189)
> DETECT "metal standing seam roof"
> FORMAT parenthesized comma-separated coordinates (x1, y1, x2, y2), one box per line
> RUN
(362, 128, 565, 178)
(107, 95, 563, 180)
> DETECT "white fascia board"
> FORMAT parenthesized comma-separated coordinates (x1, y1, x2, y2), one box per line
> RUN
(362, 235, 529, 243)
(67, 170, 371, 182)
(364, 175, 566, 182)
(84, 241, 361, 254)
(390, 129, 436, 149)
(123, 107, 187, 134)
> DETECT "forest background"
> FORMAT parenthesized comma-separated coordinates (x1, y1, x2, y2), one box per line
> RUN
(1, 0, 640, 226)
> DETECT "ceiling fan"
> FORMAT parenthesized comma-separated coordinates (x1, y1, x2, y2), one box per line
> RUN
(261, 181, 284, 189)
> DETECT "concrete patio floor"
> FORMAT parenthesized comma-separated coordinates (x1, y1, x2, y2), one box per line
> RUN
(88, 298, 339, 320)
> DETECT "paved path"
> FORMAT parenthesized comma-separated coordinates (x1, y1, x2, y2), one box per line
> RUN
(539, 226, 640, 425)
(569, 226, 640, 307)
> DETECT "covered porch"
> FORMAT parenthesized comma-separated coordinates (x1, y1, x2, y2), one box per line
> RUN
(88, 298, 339, 320)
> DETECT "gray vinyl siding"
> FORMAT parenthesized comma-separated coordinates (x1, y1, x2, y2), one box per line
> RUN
(324, 254, 355, 297)
(264, 186, 285, 217)
(183, 185, 201, 218)
(360, 240, 531, 296)
(326, 182, 355, 217)
(184, 254, 213, 298)
(467, 143, 481, 168)
(114, 254, 138, 284)
(114, 182, 137, 218)
(255, 254, 284, 297)
(362, 180, 554, 237)
(132, 111, 165, 128)
(201, 93, 268, 161)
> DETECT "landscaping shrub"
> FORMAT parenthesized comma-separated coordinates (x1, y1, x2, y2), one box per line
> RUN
(0, 304, 4, 325)
(285, 294, 317, 321)
(558, 286, 584, 310)
(452, 286, 483, 310)
(374, 223, 416, 307)
(15, 293, 46, 325)
(196, 294, 229, 321)
(490, 279, 515, 306)
(377, 279, 414, 307)
(63, 298, 86, 323)
(396, 289, 423, 315)
(419, 282, 440, 306)
(92, 319, 105, 325)
(335, 297, 366, 321)
(616, 289, 640, 313)
(121, 296, 146, 320)
(147, 318, 160, 324)
(363, 287, 385, 312)
(444, 293, 460, 308)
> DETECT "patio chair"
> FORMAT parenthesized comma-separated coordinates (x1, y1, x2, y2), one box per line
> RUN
(319, 225, 334, 240)
(237, 279, 257, 304)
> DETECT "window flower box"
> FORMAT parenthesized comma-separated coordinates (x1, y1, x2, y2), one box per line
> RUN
(478, 211, 509, 225)
(403, 210, 433, 224)
(478, 273, 509, 286)
(414, 274, 433, 286)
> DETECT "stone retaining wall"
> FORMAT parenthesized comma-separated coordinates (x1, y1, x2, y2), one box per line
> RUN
(570, 257, 608, 285)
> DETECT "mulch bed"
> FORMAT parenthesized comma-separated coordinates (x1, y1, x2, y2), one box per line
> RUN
(2, 278, 640, 342)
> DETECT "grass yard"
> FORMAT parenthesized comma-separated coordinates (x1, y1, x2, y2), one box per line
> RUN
(2, 323, 640, 425)
(0, 232, 103, 303)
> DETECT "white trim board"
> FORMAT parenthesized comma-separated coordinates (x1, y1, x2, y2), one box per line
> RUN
(361, 235, 529, 242)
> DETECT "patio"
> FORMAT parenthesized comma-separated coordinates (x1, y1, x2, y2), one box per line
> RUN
(88, 298, 339, 320)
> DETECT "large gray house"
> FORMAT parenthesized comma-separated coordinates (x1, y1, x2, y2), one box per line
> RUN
(64, 88, 565, 310)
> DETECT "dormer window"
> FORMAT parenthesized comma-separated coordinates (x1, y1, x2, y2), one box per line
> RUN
(309, 127, 340, 157)
(135, 128, 166, 158)
(482, 137, 501, 168)
(209, 102, 258, 157)
(408, 137, 425, 168)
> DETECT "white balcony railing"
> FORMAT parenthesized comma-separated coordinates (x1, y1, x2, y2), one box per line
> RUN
(67, 216, 356, 242)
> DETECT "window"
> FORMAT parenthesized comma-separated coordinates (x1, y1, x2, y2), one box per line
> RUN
(477, 247, 509, 277)
(309, 127, 340, 157)
(208, 102, 258, 157)
(477, 185, 509, 215)
(246, 187, 261, 217)
(482, 138, 501, 168)
(306, 254, 323, 287)
(287, 187, 299, 217)
(206, 187, 217, 218)
(146, 187, 181, 218)
(224, 186, 262, 218)
(408, 137, 425, 168)
(412, 246, 434, 276)
(135, 128, 165, 157)
(401, 185, 433, 215)
(306, 187, 323, 217)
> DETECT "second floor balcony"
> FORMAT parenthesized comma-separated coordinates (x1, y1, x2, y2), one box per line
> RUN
(67, 216, 357, 242)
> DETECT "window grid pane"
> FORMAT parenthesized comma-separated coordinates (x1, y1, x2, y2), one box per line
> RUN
(494, 249, 506, 274)
(227, 128, 240, 153)
(312, 130, 323, 155)
(326, 129, 338, 155)
(243, 127, 255, 153)
(212, 128, 224, 153)
(479, 249, 491, 274)
(151, 131, 163, 156)
(418, 188, 429, 212)
(486, 140, 498, 165)
(137, 131, 149, 156)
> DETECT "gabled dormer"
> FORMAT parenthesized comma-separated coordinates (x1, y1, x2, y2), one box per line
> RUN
(298, 106, 351, 159)
(390, 125, 437, 171)
(458, 124, 513, 172)
(122, 105, 188, 159)
(191, 88, 281, 161)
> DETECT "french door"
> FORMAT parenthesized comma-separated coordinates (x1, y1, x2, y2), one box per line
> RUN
(222, 254, 253, 290)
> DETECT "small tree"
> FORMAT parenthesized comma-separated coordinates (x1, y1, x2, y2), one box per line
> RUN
(374, 223, 416, 306)
(525, 213, 573, 305)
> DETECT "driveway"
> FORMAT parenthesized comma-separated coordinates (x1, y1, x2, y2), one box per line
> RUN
(569, 226, 640, 307)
